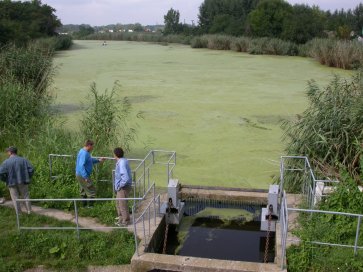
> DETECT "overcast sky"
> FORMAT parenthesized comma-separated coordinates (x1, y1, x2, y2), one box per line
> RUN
(41, 0, 362, 26)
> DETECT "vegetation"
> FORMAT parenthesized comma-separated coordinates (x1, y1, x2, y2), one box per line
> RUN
(282, 72, 363, 191)
(0, 206, 135, 271)
(0, 0, 61, 46)
(301, 38, 363, 69)
(198, 0, 259, 36)
(287, 174, 363, 271)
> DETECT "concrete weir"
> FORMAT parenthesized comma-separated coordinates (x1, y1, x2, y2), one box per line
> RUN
(131, 185, 287, 272)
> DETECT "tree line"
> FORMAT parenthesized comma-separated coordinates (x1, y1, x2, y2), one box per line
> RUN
(165, 0, 363, 44)
(0, 0, 61, 45)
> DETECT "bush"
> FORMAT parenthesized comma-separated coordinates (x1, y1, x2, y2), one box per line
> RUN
(53, 35, 73, 50)
(287, 174, 363, 271)
(190, 36, 209, 48)
(231, 37, 252, 52)
(304, 38, 363, 69)
(282, 72, 363, 191)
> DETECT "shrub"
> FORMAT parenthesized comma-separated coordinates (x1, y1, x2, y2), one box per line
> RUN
(190, 36, 209, 48)
(53, 35, 73, 50)
(0, 44, 54, 94)
(231, 37, 252, 52)
(205, 34, 233, 50)
(282, 72, 363, 191)
(80, 81, 142, 152)
(304, 38, 363, 69)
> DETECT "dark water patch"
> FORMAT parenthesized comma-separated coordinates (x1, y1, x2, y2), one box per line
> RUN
(253, 115, 289, 125)
(127, 95, 158, 103)
(178, 219, 275, 263)
(51, 104, 81, 114)
(239, 117, 271, 131)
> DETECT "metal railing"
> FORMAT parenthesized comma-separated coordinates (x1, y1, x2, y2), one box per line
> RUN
(279, 191, 289, 270)
(14, 150, 176, 257)
(279, 156, 363, 270)
(279, 156, 338, 209)
(280, 190, 363, 270)
(15, 182, 161, 257)
(133, 193, 161, 256)
(48, 150, 176, 207)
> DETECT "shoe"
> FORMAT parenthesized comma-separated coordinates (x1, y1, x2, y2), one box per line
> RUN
(27, 210, 31, 215)
(114, 216, 121, 220)
(0, 198, 5, 204)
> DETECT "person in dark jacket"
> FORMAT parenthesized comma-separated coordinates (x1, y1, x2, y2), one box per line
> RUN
(0, 146, 34, 214)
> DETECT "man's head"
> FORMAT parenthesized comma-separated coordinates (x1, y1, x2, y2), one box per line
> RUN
(84, 140, 94, 152)
(5, 146, 17, 156)
(113, 147, 124, 159)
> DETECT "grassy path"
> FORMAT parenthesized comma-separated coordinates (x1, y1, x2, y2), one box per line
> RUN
(53, 40, 352, 189)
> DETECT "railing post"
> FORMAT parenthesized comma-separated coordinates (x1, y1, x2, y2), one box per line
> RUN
(279, 157, 284, 202)
(74, 200, 80, 239)
(142, 215, 146, 246)
(15, 200, 20, 232)
(153, 184, 156, 226)
(49, 154, 52, 181)
(147, 168, 150, 192)
(354, 216, 362, 256)
(143, 161, 146, 196)
(167, 162, 170, 186)
(148, 206, 151, 241)
(133, 206, 139, 256)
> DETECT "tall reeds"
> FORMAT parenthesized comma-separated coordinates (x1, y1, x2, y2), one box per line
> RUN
(282, 72, 363, 191)
(303, 38, 363, 69)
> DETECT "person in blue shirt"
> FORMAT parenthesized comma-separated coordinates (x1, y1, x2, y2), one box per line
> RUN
(113, 147, 132, 226)
(76, 140, 104, 207)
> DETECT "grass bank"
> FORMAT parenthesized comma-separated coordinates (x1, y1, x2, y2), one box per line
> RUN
(0, 206, 134, 271)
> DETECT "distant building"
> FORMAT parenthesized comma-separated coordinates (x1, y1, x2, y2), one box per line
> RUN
(108, 29, 114, 33)
(128, 29, 133, 32)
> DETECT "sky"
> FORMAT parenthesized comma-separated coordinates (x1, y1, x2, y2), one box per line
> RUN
(41, 0, 362, 26)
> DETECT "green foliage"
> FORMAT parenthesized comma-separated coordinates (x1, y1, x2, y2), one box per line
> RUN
(163, 8, 181, 35)
(287, 175, 363, 271)
(0, 43, 54, 93)
(198, 0, 259, 35)
(301, 38, 363, 69)
(0, 206, 135, 271)
(282, 4, 326, 44)
(191, 34, 298, 56)
(0, 0, 61, 46)
(73, 24, 95, 39)
(0, 44, 54, 143)
(80, 81, 142, 152)
(282, 72, 363, 190)
(248, 0, 293, 39)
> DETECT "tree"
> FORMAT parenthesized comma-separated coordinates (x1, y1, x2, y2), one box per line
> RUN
(74, 24, 94, 38)
(133, 23, 144, 32)
(248, 0, 292, 38)
(282, 4, 326, 44)
(0, 0, 61, 45)
(164, 8, 181, 35)
(198, 0, 259, 35)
